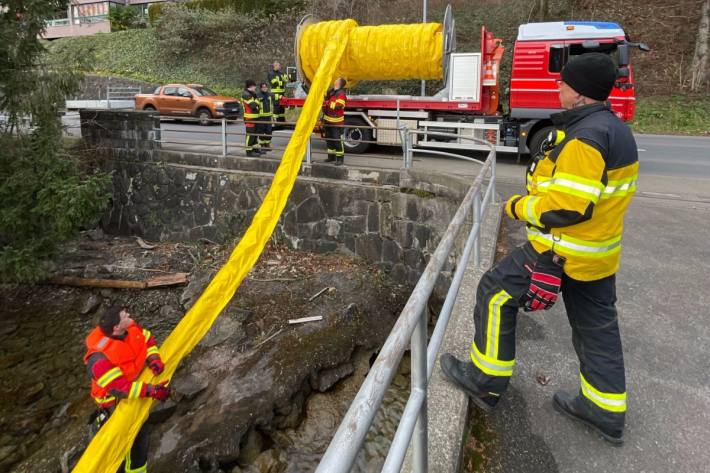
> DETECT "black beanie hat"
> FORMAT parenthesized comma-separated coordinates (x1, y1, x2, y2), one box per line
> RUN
(561, 53, 617, 101)
(245, 79, 256, 88)
(99, 306, 123, 335)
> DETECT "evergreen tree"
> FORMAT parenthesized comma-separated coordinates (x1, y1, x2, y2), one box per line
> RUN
(0, 0, 111, 282)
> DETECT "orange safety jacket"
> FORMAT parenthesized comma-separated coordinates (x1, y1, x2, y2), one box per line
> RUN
(323, 88, 346, 124)
(84, 323, 150, 406)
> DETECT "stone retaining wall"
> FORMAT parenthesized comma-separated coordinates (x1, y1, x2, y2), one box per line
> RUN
(80, 109, 160, 151)
(102, 159, 468, 288)
(87, 110, 474, 289)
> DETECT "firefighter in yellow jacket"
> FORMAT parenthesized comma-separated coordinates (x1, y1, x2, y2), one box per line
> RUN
(440, 53, 638, 445)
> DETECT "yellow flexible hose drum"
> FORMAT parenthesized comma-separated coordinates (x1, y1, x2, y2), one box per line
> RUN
(299, 20, 444, 86)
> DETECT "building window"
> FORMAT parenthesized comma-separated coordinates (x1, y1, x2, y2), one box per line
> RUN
(75, 2, 116, 24)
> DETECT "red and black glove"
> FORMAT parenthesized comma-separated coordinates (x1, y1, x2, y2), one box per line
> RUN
(144, 381, 170, 402)
(521, 252, 565, 312)
(147, 355, 164, 375)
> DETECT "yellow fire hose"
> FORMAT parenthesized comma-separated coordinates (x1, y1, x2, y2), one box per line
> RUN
(72, 18, 444, 472)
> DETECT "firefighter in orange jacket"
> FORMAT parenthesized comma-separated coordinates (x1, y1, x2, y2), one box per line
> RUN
(322, 77, 347, 166)
(440, 53, 638, 445)
(85, 306, 170, 472)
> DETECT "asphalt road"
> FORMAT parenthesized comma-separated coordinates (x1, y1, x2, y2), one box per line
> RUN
(63, 114, 710, 200)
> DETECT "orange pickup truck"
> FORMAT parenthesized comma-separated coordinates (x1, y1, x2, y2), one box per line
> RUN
(134, 84, 240, 125)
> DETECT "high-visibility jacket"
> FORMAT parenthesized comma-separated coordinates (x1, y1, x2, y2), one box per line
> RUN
(505, 103, 638, 281)
(268, 69, 289, 99)
(241, 90, 260, 124)
(84, 322, 156, 407)
(257, 91, 274, 118)
(323, 88, 346, 124)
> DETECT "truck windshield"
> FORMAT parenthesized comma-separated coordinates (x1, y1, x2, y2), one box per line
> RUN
(192, 87, 218, 97)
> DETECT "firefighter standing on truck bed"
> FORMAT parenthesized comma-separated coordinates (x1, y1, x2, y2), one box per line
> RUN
(241, 79, 261, 157)
(322, 77, 347, 166)
(268, 61, 289, 129)
(257, 82, 274, 152)
(440, 53, 638, 445)
(84, 306, 171, 472)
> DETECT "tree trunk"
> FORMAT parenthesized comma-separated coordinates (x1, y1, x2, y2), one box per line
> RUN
(538, 0, 550, 21)
(690, 0, 710, 91)
(46, 273, 189, 289)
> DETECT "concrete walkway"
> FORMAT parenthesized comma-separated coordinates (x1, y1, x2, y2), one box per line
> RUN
(473, 188, 710, 472)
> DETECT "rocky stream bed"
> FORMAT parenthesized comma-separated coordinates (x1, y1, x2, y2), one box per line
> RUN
(0, 232, 417, 473)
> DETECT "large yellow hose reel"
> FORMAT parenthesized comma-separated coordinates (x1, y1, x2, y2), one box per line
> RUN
(296, 5, 456, 87)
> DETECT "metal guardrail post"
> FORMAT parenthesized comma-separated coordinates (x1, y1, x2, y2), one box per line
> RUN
(306, 135, 312, 165)
(473, 191, 482, 267)
(404, 130, 414, 169)
(399, 126, 408, 169)
(412, 305, 429, 473)
(490, 152, 497, 203)
(221, 118, 227, 157)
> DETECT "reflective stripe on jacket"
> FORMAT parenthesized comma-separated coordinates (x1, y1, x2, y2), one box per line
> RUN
(323, 88, 346, 124)
(84, 323, 148, 405)
(257, 92, 274, 117)
(241, 90, 260, 120)
(505, 103, 638, 281)
(268, 70, 289, 98)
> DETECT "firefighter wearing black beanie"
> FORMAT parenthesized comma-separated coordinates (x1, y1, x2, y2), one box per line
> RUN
(440, 50, 640, 447)
(560, 52, 617, 101)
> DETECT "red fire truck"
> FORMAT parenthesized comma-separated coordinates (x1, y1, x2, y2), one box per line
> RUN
(281, 9, 648, 157)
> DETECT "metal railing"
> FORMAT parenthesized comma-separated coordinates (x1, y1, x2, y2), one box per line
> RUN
(153, 117, 411, 166)
(315, 130, 496, 473)
(106, 86, 142, 109)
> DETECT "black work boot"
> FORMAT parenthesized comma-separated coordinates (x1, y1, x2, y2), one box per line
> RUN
(334, 156, 344, 166)
(553, 390, 624, 445)
(440, 353, 500, 412)
(246, 150, 260, 157)
(324, 154, 335, 163)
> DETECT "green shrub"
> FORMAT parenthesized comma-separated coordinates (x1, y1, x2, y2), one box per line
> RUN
(148, 0, 304, 26)
(109, 4, 141, 31)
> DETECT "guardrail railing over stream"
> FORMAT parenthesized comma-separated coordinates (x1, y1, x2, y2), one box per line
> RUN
(314, 130, 496, 473)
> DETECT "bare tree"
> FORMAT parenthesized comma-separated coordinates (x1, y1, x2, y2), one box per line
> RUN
(690, 0, 709, 91)
(538, 0, 549, 21)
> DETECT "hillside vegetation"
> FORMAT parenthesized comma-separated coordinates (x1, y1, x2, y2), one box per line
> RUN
(47, 0, 710, 134)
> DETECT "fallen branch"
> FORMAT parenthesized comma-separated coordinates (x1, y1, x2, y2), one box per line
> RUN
(46, 273, 189, 289)
(135, 236, 156, 250)
(106, 265, 171, 273)
(248, 277, 297, 282)
(308, 286, 334, 302)
(253, 328, 283, 349)
(288, 315, 323, 325)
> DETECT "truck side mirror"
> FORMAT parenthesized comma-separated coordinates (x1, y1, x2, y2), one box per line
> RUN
(549, 44, 569, 73)
(618, 44, 630, 67)
(638, 42, 651, 52)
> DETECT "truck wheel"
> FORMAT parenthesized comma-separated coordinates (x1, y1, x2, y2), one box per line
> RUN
(197, 108, 212, 126)
(528, 126, 555, 158)
(343, 117, 372, 154)
(143, 105, 156, 112)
